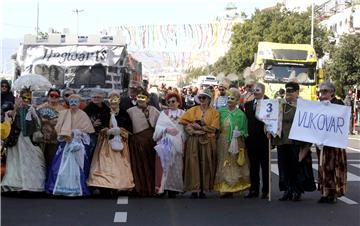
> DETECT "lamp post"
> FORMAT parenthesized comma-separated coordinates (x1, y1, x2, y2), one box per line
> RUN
(311, 0, 314, 47)
(73, 9, 84, 36)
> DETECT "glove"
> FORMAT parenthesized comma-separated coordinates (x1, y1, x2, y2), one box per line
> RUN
(232, 130, 241, 138)
(166, 128, 178, 136)
(107, 127, 121, 136)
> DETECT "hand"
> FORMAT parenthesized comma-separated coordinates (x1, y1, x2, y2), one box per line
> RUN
(4, 111, 13, 123)
(192, 122, 202, 130)
(232, 130, 241, 138)
(166, 127, 178, 136)
(64, 135, 72, 143)
(93, 119, 101, 127)
(107, 127, 121, 136)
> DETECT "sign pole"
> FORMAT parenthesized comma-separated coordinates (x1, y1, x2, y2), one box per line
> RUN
(268, 137, 272, 202)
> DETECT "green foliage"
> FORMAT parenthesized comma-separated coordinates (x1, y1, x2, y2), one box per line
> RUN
(325, 34, 360, 87)
(213, 4, 329, 75)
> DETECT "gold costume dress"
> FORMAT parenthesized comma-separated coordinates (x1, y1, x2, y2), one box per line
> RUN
(179, 106, 219, 192)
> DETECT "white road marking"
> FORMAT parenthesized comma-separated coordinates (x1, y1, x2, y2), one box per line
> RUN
(350, 164, 360, 169)
(271, 164, 279, 176)
(347, 146, 360, 152)
(117, 196, 129, 205)
(312, 164, 360, 182)
(338, 196, 359, 205)
(114, 212, 127, 223)
(348, 137, 360, 141)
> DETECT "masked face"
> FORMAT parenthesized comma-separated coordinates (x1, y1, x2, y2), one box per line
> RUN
(68, 98, 80, 107)
(137, 94, 148, 103)
(20, 91, 32, 104)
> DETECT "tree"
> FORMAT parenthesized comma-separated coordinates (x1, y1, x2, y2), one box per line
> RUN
(325, 34, 360, 87)
(212, 4, 329, 75)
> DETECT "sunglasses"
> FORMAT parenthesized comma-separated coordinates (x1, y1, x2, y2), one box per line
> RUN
(167, 100, 176, 104)
(286, 89, 296, 93)
(218, 88, 225, 92)
(319, 89, 330, 93)
(198, 96, 208, 100)
(92, 96, 103, 99)
(1, 85, 9, 88)
(252, 88, 262, 93)
(64, 93, 72, 97)
(49, 94, 59, 98)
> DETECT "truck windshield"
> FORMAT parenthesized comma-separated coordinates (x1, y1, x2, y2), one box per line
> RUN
(263, 64, 315, 84)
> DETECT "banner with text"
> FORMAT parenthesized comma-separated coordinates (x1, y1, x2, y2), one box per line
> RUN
(256, 99, 282, 137)
(289, 99, 351, 149)
(23, 45, 125, 68)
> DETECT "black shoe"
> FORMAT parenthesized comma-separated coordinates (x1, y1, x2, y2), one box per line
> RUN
(199, 192, 207, 199)
(168, 191, 177, 198)
(293, 193, 302, 201)
(245, 191, 259, 198)
(279, 192, 293, 201)
(220, 193, 233, 199)
(327, 196, 337, 204)
(261, 193, 268, 199)
(190, 192, 198, 199)
(318, 196, 328, 203)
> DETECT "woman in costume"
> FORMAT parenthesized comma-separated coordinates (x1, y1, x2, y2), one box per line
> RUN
(45, 94, 95, 196)
(214, 88, 250, 198)
(153, 92, 186, 198)
(37, 88, 65, 172)
(317, 81, 347, 204)
(179, 88, 219, 199)
(87, 91, 135, 193)
(127, 90, 160, 197)
(1, 87, 46, 192)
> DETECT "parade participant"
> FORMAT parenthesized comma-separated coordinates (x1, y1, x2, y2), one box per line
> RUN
(213, 80, 230, 110)
(244, 83, 270, 199)
(317, 81, 347, 204)
(120, 80, 143, 112)
(153, 92, 186, 198)
(179, 88, 219, 199)
(184, 87, 197, 110)
(214, 88, 250, 198)
(127, 90, 160, 196)
(239, 79, 255, 110)
(1, 80, 15, 105)
(62, 88, 87, 110)
(37, 88, 65, 170)
(87, 91, 134, 193)
(46, 94, 95, 196)
(1, 111, 12, 140)
(2, 87, 46, 192)
(84, 89, 110, 134)
(273, 82, 316, 201)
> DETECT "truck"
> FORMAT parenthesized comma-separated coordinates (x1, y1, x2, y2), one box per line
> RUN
(254, 42, 318, 100)
(14, 33, 142, 103)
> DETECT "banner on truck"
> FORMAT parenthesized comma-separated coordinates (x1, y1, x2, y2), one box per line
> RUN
(23, 45, 125, 69)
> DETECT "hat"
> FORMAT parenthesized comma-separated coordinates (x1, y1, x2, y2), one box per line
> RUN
(285, 82, 300, 92)
(129, 80, 143, 89)
(195, 88, 212, 104)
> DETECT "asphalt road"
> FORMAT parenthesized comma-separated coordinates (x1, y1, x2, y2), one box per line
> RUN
(2, 137, 360, 226)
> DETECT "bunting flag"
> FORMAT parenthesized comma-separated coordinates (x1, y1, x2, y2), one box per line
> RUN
(111, 22, 234, 75)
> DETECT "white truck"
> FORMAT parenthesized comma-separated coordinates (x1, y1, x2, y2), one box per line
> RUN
(14, 33, 142, 103)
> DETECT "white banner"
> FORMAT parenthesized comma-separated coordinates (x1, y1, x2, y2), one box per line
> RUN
(23, 45, 124, 68)
(256, 99, 282, 137)
(289, 99, 351, 149)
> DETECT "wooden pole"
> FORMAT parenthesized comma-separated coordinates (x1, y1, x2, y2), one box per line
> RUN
(268, 137, 272, 202)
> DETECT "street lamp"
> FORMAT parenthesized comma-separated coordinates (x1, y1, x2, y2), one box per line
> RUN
(311, 0, 314, 47)
(73, 9, 84, 36)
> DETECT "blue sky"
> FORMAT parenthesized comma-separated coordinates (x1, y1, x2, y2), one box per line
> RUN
(1, 0, 279, 39)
